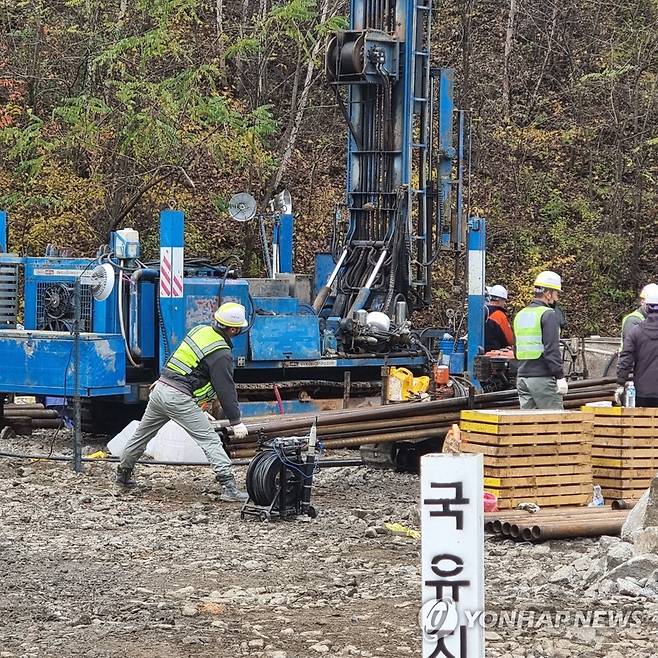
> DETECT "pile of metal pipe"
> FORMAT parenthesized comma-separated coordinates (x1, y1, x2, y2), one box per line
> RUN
(485, 507, 629, 542)
(222, 377, 616, 458)
(1, 403, 64, 434)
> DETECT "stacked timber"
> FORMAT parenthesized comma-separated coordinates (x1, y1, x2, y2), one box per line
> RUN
(459, 409, 593, 509)
(586, 406, 658, 502)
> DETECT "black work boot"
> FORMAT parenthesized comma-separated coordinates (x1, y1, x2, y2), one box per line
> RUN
(216, 475, 248, 503)
(115, 466, 136, 488)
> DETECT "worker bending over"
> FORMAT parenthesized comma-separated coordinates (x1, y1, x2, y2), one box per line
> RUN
(513, 271, 567, 410)
(484, 284, 513, 352)
(116, 302, 250, 502)
(616, 288, 658, 408)
(620, 283, 658, 350)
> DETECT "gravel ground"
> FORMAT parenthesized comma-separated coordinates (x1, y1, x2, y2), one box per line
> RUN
(1, 431, 657, 658)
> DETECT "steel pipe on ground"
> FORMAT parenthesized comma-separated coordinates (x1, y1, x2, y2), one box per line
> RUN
(521, 516, 627, 541)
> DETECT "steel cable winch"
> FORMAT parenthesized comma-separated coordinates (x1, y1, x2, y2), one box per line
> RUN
(240, 423, 319, 522)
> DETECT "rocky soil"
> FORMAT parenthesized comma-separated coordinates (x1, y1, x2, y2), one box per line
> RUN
(1, 431, 657, 658)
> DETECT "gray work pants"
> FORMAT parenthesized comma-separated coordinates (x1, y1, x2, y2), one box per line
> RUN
(119, 382, 233, 482)
(517, 376, 564, 410)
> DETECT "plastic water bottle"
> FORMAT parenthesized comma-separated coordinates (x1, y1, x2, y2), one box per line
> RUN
(625, 380, 636, 408)
(588, 484, 604, 507)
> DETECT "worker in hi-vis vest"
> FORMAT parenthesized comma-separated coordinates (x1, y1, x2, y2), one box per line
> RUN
(116, 302, 250, 502)
(620, 283, 658, 351)
(513, 271, 567, 410)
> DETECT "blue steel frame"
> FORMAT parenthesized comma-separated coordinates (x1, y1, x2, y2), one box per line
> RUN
(0, 210, 6, 253)
(466, 217, 486, 389)
(159, 209, 186, 370)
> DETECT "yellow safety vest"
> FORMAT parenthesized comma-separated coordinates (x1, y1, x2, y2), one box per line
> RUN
(513, 306, 550, 360)
(165, 325, 230, 404)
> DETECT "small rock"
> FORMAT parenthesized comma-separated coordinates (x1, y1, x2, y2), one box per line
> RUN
(599, 535, 622, 552)
(632, 527, 658, 556)
(485, 631, 503, 641)
(181, 603, 199, 617)
(280, 628, 294, 636)
(248, 639, 265, 649)
(268, 652, 287, 658)
(549, 564, 574, 584)
(309, 644, 330, 654)
(364, 528, 378, 539)
(606, 542, 634, 570)
(353, 509, 368, 519)
(617, 577, 644, 597)
(606, 555, 658, 582)
(622, 488, 651, 540)
(167, 586, 195, 599)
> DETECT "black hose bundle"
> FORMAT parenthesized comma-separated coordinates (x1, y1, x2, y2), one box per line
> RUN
(245, 449, 301, 507)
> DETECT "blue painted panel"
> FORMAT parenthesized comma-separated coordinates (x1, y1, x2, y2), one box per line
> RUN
(184, 278, 250, 360)
(240, 399, 327, 418)
(139, 280, 156, 358)
(314, 253, 336, 298)
(252, 297, 298, 314)
(278, 213, 294, 274)
(249, 315, 320, 361)
(0, 331, 127, 396)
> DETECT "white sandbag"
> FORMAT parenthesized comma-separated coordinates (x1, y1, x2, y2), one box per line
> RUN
(107, 419, 209, 464)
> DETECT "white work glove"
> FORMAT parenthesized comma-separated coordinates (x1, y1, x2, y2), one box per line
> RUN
(556, 378, 568, 396)
(614, 386, 625, 406)
(231, 422, 249, 439)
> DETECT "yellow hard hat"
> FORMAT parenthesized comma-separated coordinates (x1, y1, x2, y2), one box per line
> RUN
(533, 271, 562, 292)
(214, 302, 248, 327)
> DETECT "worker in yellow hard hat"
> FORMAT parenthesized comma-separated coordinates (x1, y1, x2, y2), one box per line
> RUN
(116, 302, 249, 501)
(620, 283, 658, 351)
(513, 271, 566, 410)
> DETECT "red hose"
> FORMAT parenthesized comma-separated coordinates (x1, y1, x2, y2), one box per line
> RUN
(273, 384, 284, 415)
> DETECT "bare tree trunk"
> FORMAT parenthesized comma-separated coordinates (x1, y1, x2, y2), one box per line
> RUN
(264, 0, 331, 198)
(118, 0, 127, 23)
(215, 0, 223, 35)
(502, 0, 517, 116)
(529, 0, 560, 114)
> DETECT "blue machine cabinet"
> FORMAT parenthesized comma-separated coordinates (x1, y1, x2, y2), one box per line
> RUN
(0, 331, 127, 396)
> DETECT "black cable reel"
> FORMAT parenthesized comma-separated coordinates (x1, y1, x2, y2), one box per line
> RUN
(241, 427, 319, 522)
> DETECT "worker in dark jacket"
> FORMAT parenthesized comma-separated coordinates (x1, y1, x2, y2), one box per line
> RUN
(116, 302, 249, 501)
(513, 271, 567, 410)
(485, 284, 514, 352)
(616, 288, 658, 407)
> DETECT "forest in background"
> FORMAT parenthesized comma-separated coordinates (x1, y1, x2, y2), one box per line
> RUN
(0, 0, 656, 335)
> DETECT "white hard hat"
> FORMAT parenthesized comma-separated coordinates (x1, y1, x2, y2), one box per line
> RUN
(214, 302, 248, 327)
(488, 284, 508, 300)
(643, 284, 658, 306)
(534, 271, 562, 292)
(366, 311, 391, 332)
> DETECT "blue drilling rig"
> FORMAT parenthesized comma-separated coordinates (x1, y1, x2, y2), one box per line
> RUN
(0, 0, 486, 433)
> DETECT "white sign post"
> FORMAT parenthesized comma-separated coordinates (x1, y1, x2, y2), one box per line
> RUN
(420, 453, 485, 658)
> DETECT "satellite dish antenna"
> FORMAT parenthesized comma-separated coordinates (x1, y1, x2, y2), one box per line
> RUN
(271, 189, 292, 214)
(228, 192, 257, 223)
(80, 263, 115, 301)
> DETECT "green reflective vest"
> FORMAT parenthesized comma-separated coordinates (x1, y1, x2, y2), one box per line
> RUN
(620, 309, 645, 350)
(513, 306, 550, 360)
(165, 325, 230, 404)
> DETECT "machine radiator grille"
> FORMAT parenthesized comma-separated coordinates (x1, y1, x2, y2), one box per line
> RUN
(0, 264, 18, 327)
(36, 281, 93, 331)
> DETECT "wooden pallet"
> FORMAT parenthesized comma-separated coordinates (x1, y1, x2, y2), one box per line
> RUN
(584, 405, 658, 502)
(460, 409, 593, 508)
(486, 491, 591, 510)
